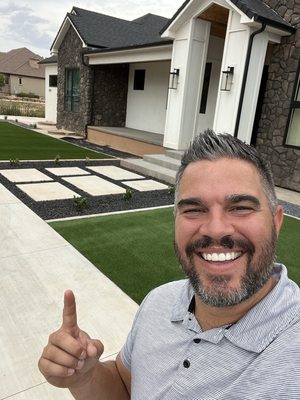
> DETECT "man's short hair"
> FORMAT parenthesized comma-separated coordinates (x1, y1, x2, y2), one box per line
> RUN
(175, 129, 278, 213)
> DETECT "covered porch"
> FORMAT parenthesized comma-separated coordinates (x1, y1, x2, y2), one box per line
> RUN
(87, 125, 165, 156)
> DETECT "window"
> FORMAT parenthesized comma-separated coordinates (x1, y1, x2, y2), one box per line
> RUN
(64, 68, 80, 112)
(133, 69, 145, 90)
(18, 77, 22, 85)
(200, 63, 212, 114)
(49, 75, 58, 87)
(285, 64, 300, 147)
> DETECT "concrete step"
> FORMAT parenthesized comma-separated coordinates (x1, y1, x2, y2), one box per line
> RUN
(165, 149, 184, 160)
(121, 158, 177, 185)
(143, 154, 181, 171)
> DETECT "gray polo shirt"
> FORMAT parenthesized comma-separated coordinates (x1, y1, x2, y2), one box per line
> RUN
(120, 264, 300, 399)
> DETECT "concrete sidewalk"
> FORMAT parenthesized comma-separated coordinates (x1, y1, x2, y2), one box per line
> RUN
(0, 183, 138, 400)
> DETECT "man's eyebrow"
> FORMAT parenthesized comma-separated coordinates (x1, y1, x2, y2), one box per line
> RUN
(226, 194, 261, 207)
(176, 198, 207, 209)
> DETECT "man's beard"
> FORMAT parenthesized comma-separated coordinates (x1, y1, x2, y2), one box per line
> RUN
(174, 226, 277, 307)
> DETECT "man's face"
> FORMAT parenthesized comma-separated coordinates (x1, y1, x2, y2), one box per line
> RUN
(174, 158, 283, 307)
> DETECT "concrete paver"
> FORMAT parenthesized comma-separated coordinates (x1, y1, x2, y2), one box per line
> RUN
(46, 167, 91, 176)
(124, 179, 169, 191)
(0, 183, 138, 399)
(63, 175, 126, 196)
(0, 168, 53, 182)
(87, 165, 143, 180)
(17, 182, 79, 201)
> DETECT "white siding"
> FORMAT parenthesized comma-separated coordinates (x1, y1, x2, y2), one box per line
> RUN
(126, 61, 170, 134)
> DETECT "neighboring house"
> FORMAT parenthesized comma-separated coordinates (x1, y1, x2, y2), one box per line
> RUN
(0, 48, 45, 97)
(47, 1, 300, 191)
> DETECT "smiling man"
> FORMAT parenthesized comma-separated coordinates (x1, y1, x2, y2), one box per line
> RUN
(39, 131, 300, 399)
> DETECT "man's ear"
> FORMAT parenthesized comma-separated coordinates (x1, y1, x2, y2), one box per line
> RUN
(274, 205, 284, 237)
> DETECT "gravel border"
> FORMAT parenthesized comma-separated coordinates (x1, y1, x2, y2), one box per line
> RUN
(0, 159, 175, 220)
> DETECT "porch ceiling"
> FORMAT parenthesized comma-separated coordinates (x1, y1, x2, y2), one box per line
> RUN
(198, 4, 229, 38)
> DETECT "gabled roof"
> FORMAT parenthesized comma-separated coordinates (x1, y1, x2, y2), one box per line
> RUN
(161, 0, 295, 35)
(39, 55, 58, 64)
(0, 48, 45, 78)
(51, 7, 171, 53)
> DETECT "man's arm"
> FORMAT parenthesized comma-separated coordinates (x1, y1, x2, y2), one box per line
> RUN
(38, 290, 131, 400)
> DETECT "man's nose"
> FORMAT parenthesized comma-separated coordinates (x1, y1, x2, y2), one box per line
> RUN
(198, 210, 235, 240)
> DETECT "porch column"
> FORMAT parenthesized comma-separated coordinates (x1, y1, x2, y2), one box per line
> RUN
(236, 31, 269, 144)
(213, 10, 251, 136)
(164, 18, 211, 150)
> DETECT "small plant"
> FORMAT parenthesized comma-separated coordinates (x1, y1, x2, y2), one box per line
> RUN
(123, 188, 134, 201)
(30, 123, 37, 129)
(10, 158, 20, 166)
(4, 115, 7, 120)
(54, 154, 61, 164)
(167, 186, 175, 195)
(73, 196, 88, 212)
(85, 156, 90, 163)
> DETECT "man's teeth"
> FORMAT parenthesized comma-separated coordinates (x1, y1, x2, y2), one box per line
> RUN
(202, 252, 242, 262)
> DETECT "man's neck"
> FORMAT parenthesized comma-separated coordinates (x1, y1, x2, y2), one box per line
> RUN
(194, 277, 276, 331)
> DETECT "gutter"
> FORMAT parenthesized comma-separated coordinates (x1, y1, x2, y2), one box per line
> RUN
(234, 23, 266, 138)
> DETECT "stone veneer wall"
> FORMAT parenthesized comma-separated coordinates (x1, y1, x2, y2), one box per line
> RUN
(255, 0, 300, 191)
(91, 64, 129, 127)
(57, 27, 93, 135)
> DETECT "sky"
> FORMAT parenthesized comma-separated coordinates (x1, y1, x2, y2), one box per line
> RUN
(0, 0, 184, 58)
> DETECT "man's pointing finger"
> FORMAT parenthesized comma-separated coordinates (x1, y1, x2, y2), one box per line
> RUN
(62, 290, 78, 333)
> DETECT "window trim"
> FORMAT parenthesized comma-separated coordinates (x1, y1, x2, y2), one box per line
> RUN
(284, 60, 300, 149)
(64, 68, 80, 112)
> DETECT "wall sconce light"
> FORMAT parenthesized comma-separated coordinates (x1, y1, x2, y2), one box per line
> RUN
(169, 68, 180, 90)
(221, 66, 234, 91)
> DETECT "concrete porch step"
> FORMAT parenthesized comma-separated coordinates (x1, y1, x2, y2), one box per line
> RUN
(143, 154, 181, 171)
(121, 158, 177, 185)
(165, 149, 184, 160)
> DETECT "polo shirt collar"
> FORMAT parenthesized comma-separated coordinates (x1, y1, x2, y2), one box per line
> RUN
(170, 264, 300, 353)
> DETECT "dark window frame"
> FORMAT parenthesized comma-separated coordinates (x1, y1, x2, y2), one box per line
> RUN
(49, 74, 58, 88)
(133, 69, 145, 90)
(284, 60, 300, 148)
(199, 62, 212, 114)
(64, 68, 80, 112)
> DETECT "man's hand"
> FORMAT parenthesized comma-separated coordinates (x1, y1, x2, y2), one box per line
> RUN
(38, 290, 104, 389)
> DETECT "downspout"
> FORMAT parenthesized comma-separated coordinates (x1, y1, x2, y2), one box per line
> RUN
(234, 23, 266, 138)
(82, 52, 94, 139)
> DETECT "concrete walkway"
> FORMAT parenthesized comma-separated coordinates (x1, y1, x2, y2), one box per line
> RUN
(0, 183, 138, 400)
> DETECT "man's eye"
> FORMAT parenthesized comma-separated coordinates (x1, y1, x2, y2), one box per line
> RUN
(183, 208, 206, 214)
(230, 206, 254, 214)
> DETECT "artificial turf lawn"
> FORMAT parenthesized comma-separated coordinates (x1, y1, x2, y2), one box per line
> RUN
(0, 122, 110, 160)
(49, 208, 300, 304)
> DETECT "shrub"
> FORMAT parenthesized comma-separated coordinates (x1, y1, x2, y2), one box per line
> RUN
(10, 158, 21, 166)
(73, 196, 88, 211)
(123, 188, 134, 201)
(54, 154, 60, 164)
(16, 92, 39, 99)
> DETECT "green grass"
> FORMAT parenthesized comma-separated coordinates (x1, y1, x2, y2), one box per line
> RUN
(49, 208, 300, 304)
(0, 122, 110, 160)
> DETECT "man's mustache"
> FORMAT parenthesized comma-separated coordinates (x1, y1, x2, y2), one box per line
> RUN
(186, 236, 255, 257)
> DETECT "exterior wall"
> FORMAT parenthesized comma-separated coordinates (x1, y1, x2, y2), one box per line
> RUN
(57, 26, 93, 134)
(92, 64, 129, 127)
(255, 0, 300, 191)
(126, 61, 170, 134)
(9, 75, 45, 97)
(45, 64, 57, 123)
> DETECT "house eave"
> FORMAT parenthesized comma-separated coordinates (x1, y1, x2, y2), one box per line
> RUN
(50, 16, 87, 54)
(86, 43, 173, 65)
